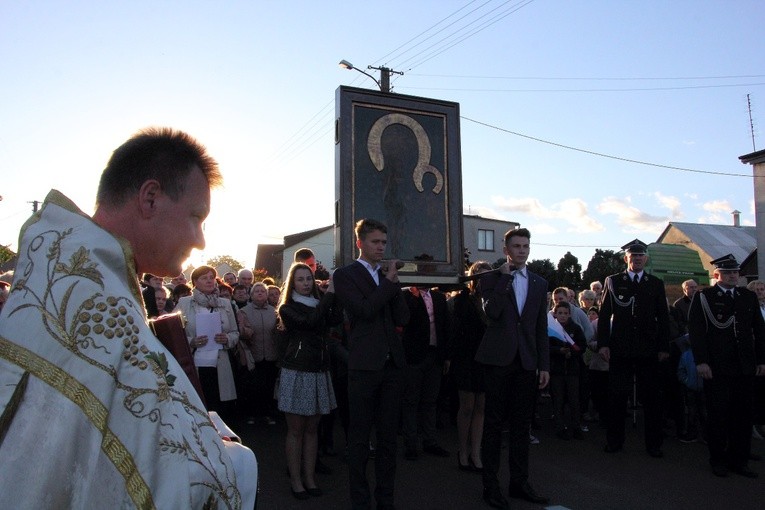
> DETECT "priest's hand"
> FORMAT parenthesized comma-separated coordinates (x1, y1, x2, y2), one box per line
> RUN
(194, 335, 208, 348)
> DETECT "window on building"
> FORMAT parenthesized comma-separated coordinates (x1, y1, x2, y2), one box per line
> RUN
(478, 229, 494, 251)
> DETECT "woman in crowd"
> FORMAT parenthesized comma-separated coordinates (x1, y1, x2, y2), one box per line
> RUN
(448, 260, 492, 472)
(176, 265, 239, 419)
(238, 281, 279, 425)
(277, 262, 342, 499)
(578, 289, 597, 311)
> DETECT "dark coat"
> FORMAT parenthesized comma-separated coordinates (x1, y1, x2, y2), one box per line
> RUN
(597, 271, 671, 358)
(689, 285, 765, 377)
(333, 261, 410, 371)
(279, 292, 343, 373)
(448, 289, 487, 367)
(474, 266, 550, 372)
(402, 288, 450, 364)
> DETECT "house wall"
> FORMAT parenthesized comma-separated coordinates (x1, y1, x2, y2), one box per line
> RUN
(282, 228, 335, 276)
(462, 216, 518, 267)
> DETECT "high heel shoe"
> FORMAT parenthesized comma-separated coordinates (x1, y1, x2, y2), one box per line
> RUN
(468, 453, 483, 473)
(458, 452, 482, 472)
(458, 454, 473, 472)
(291, 488, 310, 500)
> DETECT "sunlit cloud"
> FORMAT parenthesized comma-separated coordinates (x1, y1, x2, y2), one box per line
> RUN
(702, 199, 732, 213)
(528, 223, 558, 235)
(490, 196, 604, 233)
(653, 192, 682, 218)
(463, 205, 505, 220)
(597, 196, 668, 232)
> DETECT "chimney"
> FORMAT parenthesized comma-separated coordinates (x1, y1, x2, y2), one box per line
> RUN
(732, 209, 741, 227)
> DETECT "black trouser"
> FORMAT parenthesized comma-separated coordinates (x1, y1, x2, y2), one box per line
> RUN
(347, 362, 403, 509)
(401, 348, 441, 450)
(550, 373, 580, 432)
(589, 368, 609, 422)
(481, 359, 536, 490)
(704, 374, 753, 469)
(606, 356, 663, 451)
(252, 360, 278, 418)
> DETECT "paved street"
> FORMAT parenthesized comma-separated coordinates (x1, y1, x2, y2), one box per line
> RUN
(235, 397, 764, 510)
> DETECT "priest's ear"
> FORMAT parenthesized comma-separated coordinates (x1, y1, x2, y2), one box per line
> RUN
(137, 179, 162, 218)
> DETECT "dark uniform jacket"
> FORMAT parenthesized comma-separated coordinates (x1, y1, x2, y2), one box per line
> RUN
(688, 285, 765, 376)
(597, 271, 671, 358)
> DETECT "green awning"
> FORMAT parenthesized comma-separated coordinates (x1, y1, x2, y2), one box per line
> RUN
(645, 243, 710, 285)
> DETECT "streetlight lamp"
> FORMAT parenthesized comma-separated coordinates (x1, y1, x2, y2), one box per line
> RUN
(338, 59, 403, 93)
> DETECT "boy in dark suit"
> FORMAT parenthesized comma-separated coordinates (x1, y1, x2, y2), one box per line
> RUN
(333, 218, 410, 510)
(476, 227, 550, 509)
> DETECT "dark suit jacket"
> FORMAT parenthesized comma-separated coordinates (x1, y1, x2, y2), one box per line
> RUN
(689, 285, 765, 376)
(597, 271, 671, 358)
(402, 288, 450, 364)
(333, 261, 410, 371)
(474, 265, 550, 372)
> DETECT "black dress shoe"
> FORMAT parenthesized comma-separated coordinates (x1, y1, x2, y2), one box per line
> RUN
(305, 487, 323, 496)
(711, 464, 728, 477)
(508, 481, 549, 504)
(482, 487, 510, 509)
(603, 444, 623, 453)
(423, 444, 450, 457)
(291, 489, 310, 500)
(646, 448, 664, 458)
(749, 453, 762, 461)
(731, 466, 759, 478)
(404, 447, 418, 460)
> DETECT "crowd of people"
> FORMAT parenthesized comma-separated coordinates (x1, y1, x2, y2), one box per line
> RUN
(133, 226, 765, 509)
(1, 127, 763, 510)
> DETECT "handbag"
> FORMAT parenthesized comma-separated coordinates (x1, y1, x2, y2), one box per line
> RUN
(149, 312, 207, 406)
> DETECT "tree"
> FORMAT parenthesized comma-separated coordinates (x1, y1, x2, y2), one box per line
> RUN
(556, 252, 582, 290)
(528, 258, 557, 290)
(0, 244, 15, 266)
(581, 249, 624, 287)
(206, 255, 244, 273)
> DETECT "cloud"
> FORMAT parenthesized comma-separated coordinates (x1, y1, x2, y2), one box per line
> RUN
(463, 205, 506, 219)
(597, 196, 668, 232)
(653, 192, 682, 218)
(527, 223, 558, 235)
(702, 199, 732, 213)
(491, 196, 604, 233)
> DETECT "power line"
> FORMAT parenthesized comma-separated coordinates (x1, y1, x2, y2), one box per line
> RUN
(393, 0, 535, 72)
(460, 115, 753, 177)
(373, 0, 486, 65)
(406, 73, 765, 81)
(399, 82, 765, 93)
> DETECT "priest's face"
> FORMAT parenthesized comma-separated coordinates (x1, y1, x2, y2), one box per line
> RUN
(151, 167, 209, 276)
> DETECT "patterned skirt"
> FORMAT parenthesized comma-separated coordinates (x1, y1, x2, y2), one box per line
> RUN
(277, 368, 337, 416)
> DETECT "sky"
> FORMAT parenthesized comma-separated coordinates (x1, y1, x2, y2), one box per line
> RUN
(2, 0, 764, 272)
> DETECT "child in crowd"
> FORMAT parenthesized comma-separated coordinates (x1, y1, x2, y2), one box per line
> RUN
(549, 301, 587, 440)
